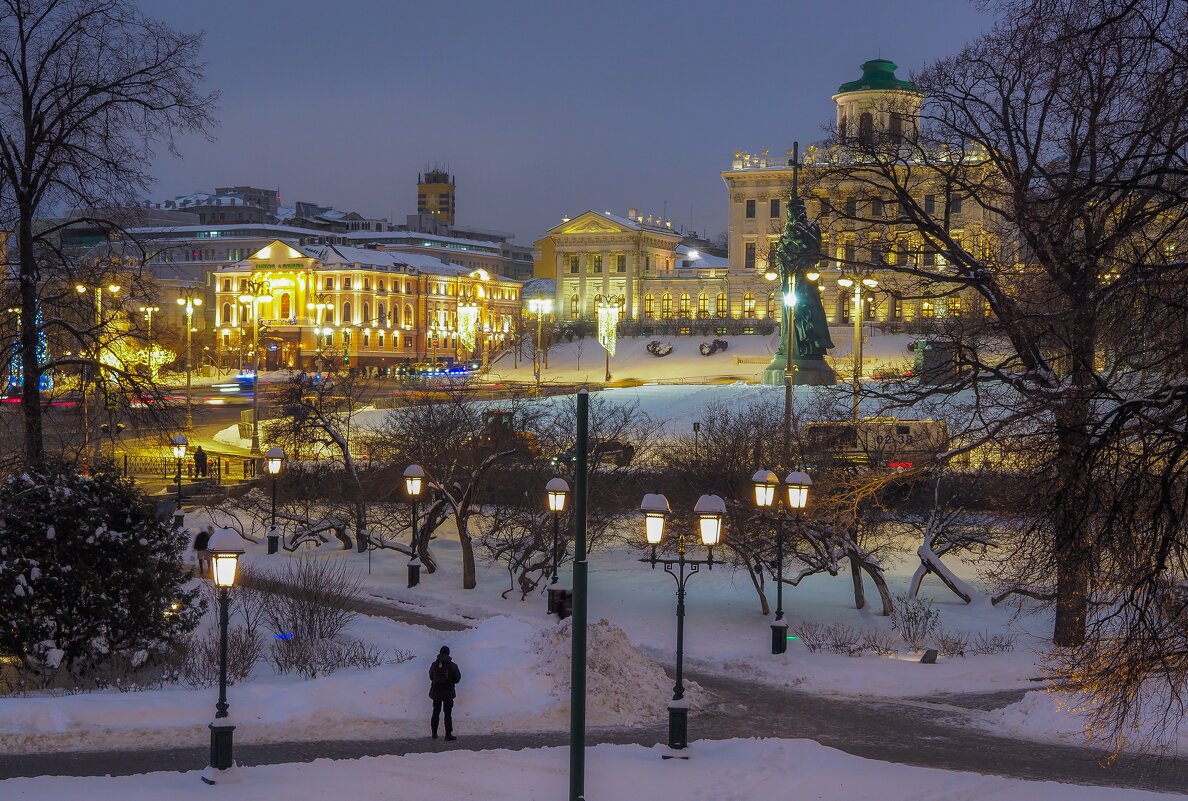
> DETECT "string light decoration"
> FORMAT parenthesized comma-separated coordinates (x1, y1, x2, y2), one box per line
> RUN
(458, 302, 480, 352)
(597, 301, 618, 357)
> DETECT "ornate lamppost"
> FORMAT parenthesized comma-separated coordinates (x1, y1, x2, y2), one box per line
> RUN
(177, 288, 203, 430)
(201, 528, 244, 785)
(404, 464, 425, 587)
(265, 446, 286, 554)
(171, 433, 188, 519)
(837, 272, 879, 423)
(545, 477, 570, 614)
(528, 297, 552, 387)
(237, 279, 272, 455)
(751, 469, 812, 653)
(639, 492, 725, 757)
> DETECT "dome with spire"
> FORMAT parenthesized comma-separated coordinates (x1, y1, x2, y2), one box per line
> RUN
(837, 59, 920, 95)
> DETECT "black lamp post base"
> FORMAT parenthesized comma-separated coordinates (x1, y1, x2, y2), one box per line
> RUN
(206, 721, 235, 778)
(666, 704, 688, 752)
(771, 621, 789, 654)
(407, 561, 421, 588)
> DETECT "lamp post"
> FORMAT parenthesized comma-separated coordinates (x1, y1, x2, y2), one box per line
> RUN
(545, 477, 570, 614)
(75, 283, 121, 461)
(238, 279, 272, 455)
(838, 272, 878, 424)
(751, 469, 812, 654)
(639, 492, 725, 757)
(528, 297, 553, 388)
(264, 446, 285, 554)
(201, 528, 244, 785)
(171, 433, 188, 519)
(404, 464, 425, 587)
(138, 305, 160, 337)
(177, 288, 203, 430)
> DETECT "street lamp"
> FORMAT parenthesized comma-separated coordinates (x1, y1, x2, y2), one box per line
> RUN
(171, 433, 188, 518)
(839, 272, 879, 423)
(404, 464, 425, 588)
(264, 446, 285, 555)
(545, 477, 570, 614)
(177, 288, 203, 430)
(752, 469, 812, 654)
(528, 297, 553, 388)
(237, 279, 272, 455)
(75, 283, 122, 461)
(201, 527, 244, 785)
(639, 492, 725, 756)
(138, 305, 160, 337)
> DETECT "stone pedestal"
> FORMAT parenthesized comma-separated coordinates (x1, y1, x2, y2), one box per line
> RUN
(762, 355, 837, 387)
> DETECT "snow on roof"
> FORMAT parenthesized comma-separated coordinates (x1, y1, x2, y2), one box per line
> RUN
(343, 229, 502, 252)
(522, 277, 555, 297)
(675, 244, 728, 269)
(303, 243, 521, 282)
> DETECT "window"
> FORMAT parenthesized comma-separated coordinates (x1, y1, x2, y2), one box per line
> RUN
(378, 332, 385, 348)
(948, 194, 963, 214)
(593, 256, 602, 273)
(859, 112, 873, 145)
(924, 194, 936, 214)
(404, 304, 413, 326)
(221, 302, 230, 325)
(363, 332, 370, 347)
(569, 256, 579, 274)
(743, 292, 756, 317)
(844, 242, 856, 266)
(745, 199, 756, 218)
(921, 300, 935, 318)
(716, 293, 728, 318)
(845, 197, 857, 217)
(378, 279, 385, 292)
(378, 302, 387, 324)
(645, 255, 652, 271)
(222, 278, 231, 291)
(865, 297, 875, 320)
(363, 277, 371, 291)
(840, 292, 852, 322)
(819, 197, 833, 216)
(324, 277, 335, 290)
(871, 198, 883, 216)
(745, 242, 756, 270)
(280, 293, 291, 319)
(643, 294, 654, 318)
(679, 292, 690, 316)
(616, 254, 626, 273)
(766, 292, 776, 318)
(770, 198, 781, 218)
(661, 293, 673, 319)
(889, 112, 904, 140)
(948, 297, 963, 317)
(570, 294, 580, 319)
(893, 298, 902, 320)
(923, 248, 936, 267)
(362, 302, 370, 323)
(698, 293, 708, 317)
(343, 277, 352, 290)
(239, 279, 249, 292)
(342, 302, 352, 324)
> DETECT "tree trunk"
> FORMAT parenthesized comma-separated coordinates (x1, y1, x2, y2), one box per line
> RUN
(862, 561, 894, 616)
(458, 516, 477, 589)
(850, 557, 866, 610)
(747, 559, 770, 616)
(18, 215, 43, 463)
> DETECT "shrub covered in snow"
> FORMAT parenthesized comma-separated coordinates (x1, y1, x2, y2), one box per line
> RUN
(0, 464, 202, 677)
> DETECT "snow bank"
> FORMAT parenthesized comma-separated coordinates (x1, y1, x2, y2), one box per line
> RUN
(2, 738, 1174, 801)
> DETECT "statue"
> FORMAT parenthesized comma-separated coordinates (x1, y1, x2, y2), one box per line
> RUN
(762, 184, 837, 386)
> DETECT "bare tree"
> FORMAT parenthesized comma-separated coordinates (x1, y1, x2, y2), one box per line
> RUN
(0, 0, 216, 463)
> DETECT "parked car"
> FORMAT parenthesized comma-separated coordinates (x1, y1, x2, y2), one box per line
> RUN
(552, 438, 636, 468)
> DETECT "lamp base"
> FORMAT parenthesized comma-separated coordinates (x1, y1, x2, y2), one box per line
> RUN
(771, 621, 789, 654)
(208, 721, 235, 774)
(667, 704, 688, 751)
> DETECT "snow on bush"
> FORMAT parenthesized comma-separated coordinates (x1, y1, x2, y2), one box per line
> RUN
(534, 618, 702, 723)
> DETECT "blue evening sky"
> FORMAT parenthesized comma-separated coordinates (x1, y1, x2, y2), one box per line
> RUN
(147, 0, 994, 244)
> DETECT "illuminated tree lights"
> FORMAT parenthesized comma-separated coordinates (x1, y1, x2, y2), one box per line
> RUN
(596, 302, 618, 357)
(458, 303, 480, 353)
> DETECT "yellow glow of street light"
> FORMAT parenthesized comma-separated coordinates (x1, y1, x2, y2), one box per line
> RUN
(837, 275, 854, 288)
(694, 494, 726, 547)
(751, 469, 778, 508)
(785, 471, 813, 510)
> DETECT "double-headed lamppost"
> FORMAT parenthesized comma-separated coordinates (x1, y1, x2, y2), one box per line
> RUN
(404, 464, 425, 587)
(545, 477, 570, 614)
(640, 492, 725, 757)
(265, 446, 286, 555)
(237, 279, 272, 455)
(751, 469, 812, 654)
(837, 272, 878, 424)
(177, 288, 203, 430)
(528, 297, 553, 387)
(75, 283, 121, 461)
(201, 528, 244, 785)
(171, 433, 188, 519)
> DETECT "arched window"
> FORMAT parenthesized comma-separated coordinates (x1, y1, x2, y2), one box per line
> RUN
(715, 293, 728, 318)
(859, 112, 874, 145)
(221, 302, 231, 325)
(342, 301, 352, 324)
(766, 291, 777, 319)
(616, 296, 626, 319)
(661, 293, 673, 319)
(279, 293, 291, 319)
(697, 293, 708, 318)
(570, 293, 580, 319)
(643, 294, 654, 319)
(378, 302, 386, 324)
(404, 303, 414, 326)
(362, 302, 370, 324)
(743, 292, 756, 317)
(679, 292, 690, 316)
(363, 277, 371, 291)
(839, 292, 852, 322)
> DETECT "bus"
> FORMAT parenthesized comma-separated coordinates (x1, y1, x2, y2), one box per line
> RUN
(803, 417, 949, 469)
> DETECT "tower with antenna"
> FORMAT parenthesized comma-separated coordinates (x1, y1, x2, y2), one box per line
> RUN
(417, 165, 456, 226)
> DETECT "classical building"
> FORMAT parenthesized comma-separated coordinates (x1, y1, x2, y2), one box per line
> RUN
(212, 241, 521, 371)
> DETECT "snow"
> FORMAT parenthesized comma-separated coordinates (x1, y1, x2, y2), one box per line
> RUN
(1, 738, 1176, 800)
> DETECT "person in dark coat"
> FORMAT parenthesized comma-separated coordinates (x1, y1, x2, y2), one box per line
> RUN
(194, 446, 208, 478)
(429, 645, 462, 740)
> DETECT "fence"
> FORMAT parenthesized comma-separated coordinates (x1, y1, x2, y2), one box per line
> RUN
(118, 450, 257, 483)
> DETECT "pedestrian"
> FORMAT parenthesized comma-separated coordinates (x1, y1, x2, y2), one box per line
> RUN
(429, 645, 461, 740)
(193, 526, 212, 577)
(194, 445, 208, 478)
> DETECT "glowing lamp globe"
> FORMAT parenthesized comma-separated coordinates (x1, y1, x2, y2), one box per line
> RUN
(837, 275, 854, 288)
(640, 493, 671, 545)
(265, 446, 286, 477)
(171, 433, 188, 460)
(785, 471, 813, 510)
(546, 477, 570, 513)
(206, 528, 245, 589)
(751, 469, 778, 508)
(694, 494, 726, 547)
(404, 464, 425, 498)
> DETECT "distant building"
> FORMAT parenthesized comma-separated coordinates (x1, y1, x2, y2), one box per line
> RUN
(417, 168, 456, 226)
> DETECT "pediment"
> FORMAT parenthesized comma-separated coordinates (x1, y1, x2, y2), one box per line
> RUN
(249, 240, 307, 261)
(551, 211, 633, 236)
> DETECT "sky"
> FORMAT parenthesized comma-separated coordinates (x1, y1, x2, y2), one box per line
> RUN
(146, 0, 995, 245)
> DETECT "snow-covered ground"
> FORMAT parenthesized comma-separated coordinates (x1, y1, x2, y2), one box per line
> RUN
(3, 739, 1176, 801)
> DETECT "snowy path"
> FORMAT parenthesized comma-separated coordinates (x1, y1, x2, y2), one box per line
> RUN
(4, 673, 1187, 793)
